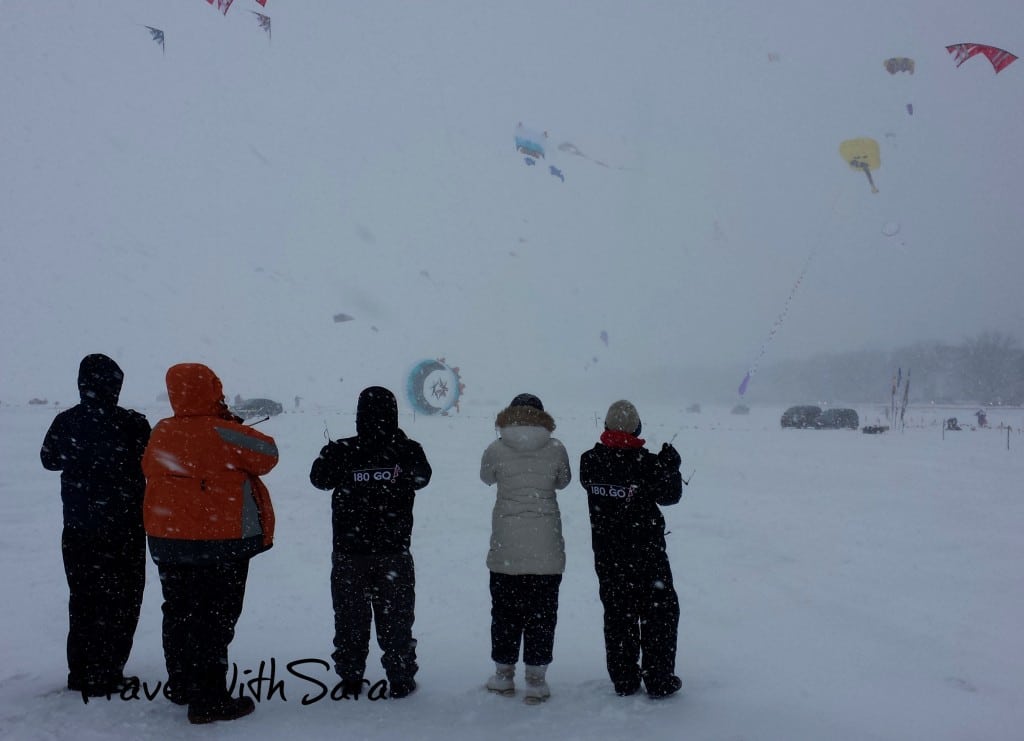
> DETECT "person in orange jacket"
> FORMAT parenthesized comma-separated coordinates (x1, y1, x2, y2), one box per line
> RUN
(143, 363, 278, 724)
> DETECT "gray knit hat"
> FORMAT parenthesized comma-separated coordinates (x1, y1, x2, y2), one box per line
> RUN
(604, 400, 641, 434)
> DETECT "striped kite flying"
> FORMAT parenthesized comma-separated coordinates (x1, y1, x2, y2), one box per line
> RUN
(946, 43, 1017, 74)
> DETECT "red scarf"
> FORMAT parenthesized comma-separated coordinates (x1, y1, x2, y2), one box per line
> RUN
(600, 429, 646, 449)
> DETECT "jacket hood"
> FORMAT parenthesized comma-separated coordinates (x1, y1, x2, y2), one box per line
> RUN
(78, 353, 124, 406)
(166, 363, 226, 417)
(356, 386, 399, 439)
(495, 404, 555, 432)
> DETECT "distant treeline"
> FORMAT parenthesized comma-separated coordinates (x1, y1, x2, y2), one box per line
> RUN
(658, 332, 1024, 406)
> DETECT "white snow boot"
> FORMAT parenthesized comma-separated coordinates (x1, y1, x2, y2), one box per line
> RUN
(486, 663, 515, 697)
(523, 665, 550, 705)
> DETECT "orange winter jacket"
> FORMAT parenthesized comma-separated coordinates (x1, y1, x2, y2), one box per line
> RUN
(143, 363, 278, 564)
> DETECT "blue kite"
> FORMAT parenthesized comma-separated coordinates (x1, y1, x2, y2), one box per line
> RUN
(514, 122, 565, 182)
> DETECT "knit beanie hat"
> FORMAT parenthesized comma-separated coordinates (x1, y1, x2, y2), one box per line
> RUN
(510, 393, 544, 412)
(604, 400, 641, 435)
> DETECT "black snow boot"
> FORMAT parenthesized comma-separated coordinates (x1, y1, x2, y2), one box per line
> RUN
(164, 679, 198, 706)
(389, 678, 417, 698)
(644, 674, 682, 699)
(187, 695, 255, 724)
(614, 677, 641, 697)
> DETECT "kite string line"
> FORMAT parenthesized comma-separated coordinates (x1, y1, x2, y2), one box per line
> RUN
(743, 184, 846, 383)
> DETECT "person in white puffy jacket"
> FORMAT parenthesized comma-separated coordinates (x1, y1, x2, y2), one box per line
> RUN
(479, 393, 571, 704)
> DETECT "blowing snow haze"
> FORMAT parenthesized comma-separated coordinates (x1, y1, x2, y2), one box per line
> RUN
(2, 2, 1022, 407)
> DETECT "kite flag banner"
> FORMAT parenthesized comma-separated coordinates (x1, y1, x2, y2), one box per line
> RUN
(737, 371, 751, 397)
(946, 43, 1017, 74)
(207, 0, 235, 15)
(145, 26, 165, 54)
(738, 238, 822, 397)
(900, 370, 911, 429)
(254, 0, 267, 5)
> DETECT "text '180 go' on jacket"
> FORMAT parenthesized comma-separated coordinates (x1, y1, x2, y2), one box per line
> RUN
(309, 386, 432, 556)
(142, 363, 279, 565)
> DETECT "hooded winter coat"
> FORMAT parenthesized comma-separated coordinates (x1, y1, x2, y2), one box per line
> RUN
(142, 363, 278, 564)
(480, 404, 571, 575)
(41, 354, 151, 532)
(578, 431, 682, 558)
(310, 386, 432, 555)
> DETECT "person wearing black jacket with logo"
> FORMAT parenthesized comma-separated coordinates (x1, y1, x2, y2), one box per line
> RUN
(40, 354, 151, 697)
(310, 386, 432, 699)
(578, 400, 683, 699)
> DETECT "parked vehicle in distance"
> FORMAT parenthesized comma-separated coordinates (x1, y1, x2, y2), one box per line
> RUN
(231, 397, 284, 419)
(780, 405, 822, 429)
(816, 408, 859, 430)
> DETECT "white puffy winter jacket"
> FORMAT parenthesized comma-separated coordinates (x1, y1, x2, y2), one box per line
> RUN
(480, 405, 572, 575)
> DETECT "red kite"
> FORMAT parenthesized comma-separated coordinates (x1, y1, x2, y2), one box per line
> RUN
(946, 43, 1017, 74)
(206, 0, 234, 15)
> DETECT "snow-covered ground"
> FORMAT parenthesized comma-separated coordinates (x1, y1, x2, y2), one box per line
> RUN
(3, 3, 1023, 738)
(3, 400, 1022, 740)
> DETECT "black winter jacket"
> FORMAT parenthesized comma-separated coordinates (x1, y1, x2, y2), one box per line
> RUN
(578, 438, 681, 558)
(310, 387, 431, 555)
(40, 354, 151, 533)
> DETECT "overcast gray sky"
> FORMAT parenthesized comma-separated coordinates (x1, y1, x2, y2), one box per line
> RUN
(2, 0, 1022, 406)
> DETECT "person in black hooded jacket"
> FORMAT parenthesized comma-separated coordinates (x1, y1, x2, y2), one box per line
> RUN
(40, 354, 151, 697)
(310, 386, 432, 699)
(578, 400, 683, 699)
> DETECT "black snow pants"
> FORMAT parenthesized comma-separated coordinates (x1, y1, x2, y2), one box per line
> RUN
(594, 549, 679, 688)
(331, 551, 417, 684)
(62, 525, 145, 689)
(156, 559, 249, 703)
(489, 571, 562, 667)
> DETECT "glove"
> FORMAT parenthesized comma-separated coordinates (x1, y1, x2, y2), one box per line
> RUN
(658, 442, 681, 469)
(217, 398, 244, 424)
